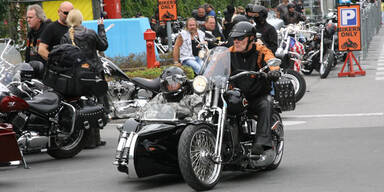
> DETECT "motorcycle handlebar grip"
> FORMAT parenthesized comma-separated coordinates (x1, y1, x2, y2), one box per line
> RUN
(229, 71, 266, 81)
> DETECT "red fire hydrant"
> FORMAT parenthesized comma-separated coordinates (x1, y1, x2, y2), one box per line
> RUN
(143, 29, 160, 68)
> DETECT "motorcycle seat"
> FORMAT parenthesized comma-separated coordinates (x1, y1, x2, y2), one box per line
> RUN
(130, 77, 160, 93)
(26, 91, 60, 115)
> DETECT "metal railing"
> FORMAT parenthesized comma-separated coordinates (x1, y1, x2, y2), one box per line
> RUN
(360, 0, 382, 60)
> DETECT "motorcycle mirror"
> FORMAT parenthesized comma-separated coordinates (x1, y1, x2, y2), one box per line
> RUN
(256, 33, 262, 39)
(274, 48, 285, 59)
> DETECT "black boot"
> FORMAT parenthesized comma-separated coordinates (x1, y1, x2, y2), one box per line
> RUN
(84, 128, 97, 149)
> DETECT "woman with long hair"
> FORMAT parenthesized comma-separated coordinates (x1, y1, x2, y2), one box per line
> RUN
(61, 9, 109, 148)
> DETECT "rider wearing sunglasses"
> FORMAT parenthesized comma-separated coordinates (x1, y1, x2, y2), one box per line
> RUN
(38, 1, 73, 61)
(229, 21, 281, 155)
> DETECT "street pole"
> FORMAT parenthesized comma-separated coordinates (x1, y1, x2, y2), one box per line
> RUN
(166, 21, 172, 52)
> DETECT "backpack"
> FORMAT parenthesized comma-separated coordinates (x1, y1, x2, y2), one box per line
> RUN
(43, 44, 107, 97)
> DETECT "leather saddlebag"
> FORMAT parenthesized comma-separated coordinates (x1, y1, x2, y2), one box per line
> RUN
(76, 104, 107, 130)
(273, 77, 296, 111)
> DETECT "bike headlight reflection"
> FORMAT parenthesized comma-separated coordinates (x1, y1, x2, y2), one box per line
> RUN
(193, 75, 208, 94)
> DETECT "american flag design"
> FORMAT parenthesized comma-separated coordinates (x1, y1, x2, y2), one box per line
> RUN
(289, 36, 305, 55)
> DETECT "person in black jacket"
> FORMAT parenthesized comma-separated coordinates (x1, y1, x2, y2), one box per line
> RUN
(61, 9, 109, 148)
(282, 3, 306, 25)
(200, 16, 225, 48)
(252, 5, 278, 53)
(38, 1, 73, 61)
(25, 4, 50, 64)
(229, 21, 281, 155)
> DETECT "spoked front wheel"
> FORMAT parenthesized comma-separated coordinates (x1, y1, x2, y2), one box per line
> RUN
(178, 124, 222, 191)
(282, 69, 307, 103)
(319, 49, 334, 79)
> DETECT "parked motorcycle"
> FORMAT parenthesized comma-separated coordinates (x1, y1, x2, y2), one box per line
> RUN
(153, 18, 185, 54)
(101, 57, 160, 119)
(114, 47, 284, 191)
(275, 27, 307, 103)
(0, 39, 107, 165)
(299, 22, 335, 78)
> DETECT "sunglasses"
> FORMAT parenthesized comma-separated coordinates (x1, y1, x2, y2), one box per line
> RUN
(233, 36, 246, 41)
(62, 11, 69, 15)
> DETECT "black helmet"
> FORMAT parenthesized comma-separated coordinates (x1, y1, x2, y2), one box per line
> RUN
(229, 21, 256, 39)
(252, 5, 268, 18)
(245, 4, 254, 13)
(160, 66, 187, 102)
(231, 15, 249, 25)
(287, 3, 295, 9)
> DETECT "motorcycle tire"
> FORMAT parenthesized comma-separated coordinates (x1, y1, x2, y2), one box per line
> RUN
(282, 69, 306, 103)
(178, 124, 222, 191)
(319, 49, 334, 79)
(47, 126, 88, 159)
(265, 111, 285, 170)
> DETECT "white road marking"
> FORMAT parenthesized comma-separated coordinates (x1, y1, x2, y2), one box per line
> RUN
(377, 67, 384, 71)
(377, 63, 384, 66)
(283, 112, 383, 118)
(376, 76, 384, 80)
(107, 123, 123, 126)
(283, 121, 306, 126)
(376, 71, 384, 76)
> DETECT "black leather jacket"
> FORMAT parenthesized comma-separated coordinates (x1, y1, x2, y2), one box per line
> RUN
(61, 24, 108, 74)
(256, 22, 278, 54)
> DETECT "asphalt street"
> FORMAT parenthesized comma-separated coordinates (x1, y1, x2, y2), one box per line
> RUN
(1, 28, 384, 192)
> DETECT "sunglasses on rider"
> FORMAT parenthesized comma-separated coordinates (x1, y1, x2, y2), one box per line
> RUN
(232, 36, 246, 41)
(62, 11, 69, 15)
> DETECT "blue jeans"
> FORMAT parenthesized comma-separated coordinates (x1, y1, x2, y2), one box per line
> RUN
(182, 56, 203, 74)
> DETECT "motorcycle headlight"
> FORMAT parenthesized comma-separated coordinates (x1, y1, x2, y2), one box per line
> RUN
(193, 76, 208, 94)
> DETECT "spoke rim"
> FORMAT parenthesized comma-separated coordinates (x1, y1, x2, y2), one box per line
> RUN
(190, 129, 220, 185)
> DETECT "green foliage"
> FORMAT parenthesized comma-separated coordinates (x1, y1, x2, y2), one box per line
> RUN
(126, 65, 195, 79)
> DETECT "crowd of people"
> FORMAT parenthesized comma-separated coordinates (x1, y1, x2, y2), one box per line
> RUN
(24, 1, 307, 155)
(162, 1, 305, 74)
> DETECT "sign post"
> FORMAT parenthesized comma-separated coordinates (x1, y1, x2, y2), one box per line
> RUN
(337, 4, 366, 77)
(158, 0, 178, 52)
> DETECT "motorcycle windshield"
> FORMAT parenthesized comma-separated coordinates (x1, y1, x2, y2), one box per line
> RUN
(140, 103, 179, 121)
(0, 40, 22, 65)
(200, 46, 231, 82)
(0, 40, 22, 88)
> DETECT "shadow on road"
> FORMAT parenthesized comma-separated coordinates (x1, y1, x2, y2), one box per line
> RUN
(118, 174, 184, 190)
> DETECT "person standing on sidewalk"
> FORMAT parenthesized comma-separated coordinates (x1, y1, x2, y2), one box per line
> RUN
(61, 9, 109, 148)
(25, 4, 50, 64)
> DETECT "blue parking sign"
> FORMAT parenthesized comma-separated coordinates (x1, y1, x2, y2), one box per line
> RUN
(340, 8, 357, 26)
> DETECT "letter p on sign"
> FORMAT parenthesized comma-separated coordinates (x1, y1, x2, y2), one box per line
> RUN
(341, 8, 357, 26)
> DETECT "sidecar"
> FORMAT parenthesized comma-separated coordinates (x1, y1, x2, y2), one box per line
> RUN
(114, 103, 195, 178)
